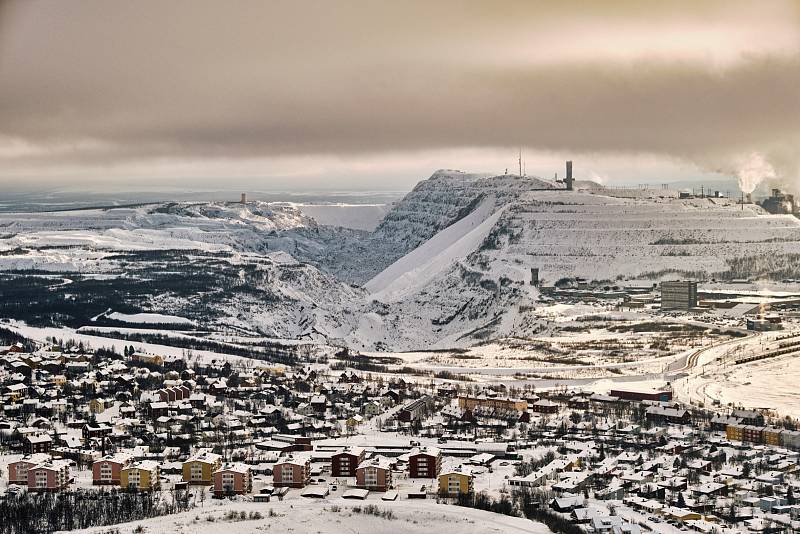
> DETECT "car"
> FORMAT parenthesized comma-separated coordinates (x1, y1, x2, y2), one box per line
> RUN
(331, 485, 338, 491)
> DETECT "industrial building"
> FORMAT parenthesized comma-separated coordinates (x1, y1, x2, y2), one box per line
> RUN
(660, 280, 698, 310)
(761, 189, 796, 215)
(746, 316, 783, 331)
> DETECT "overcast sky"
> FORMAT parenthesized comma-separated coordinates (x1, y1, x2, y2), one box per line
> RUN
(0, 0, 798, 192)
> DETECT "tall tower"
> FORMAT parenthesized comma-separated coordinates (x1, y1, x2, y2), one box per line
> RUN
(518, 148, 523, 177)
(565, 161, 573, 191)
(240, 193, 247, 204)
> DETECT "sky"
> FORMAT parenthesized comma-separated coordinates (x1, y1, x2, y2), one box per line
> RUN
(0, 0, 799, 193)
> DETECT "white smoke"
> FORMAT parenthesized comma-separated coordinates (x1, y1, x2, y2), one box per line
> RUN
(734, 151, 777, 194)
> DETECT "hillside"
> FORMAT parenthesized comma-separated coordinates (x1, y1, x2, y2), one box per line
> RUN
(316, 170, 559, 284)
(352, 182, 800, 349)
(1, 175, 800, 351)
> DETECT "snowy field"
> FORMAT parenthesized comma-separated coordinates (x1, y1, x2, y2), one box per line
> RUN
(62, 499, 549, 534)
(101, 311, 197, 326)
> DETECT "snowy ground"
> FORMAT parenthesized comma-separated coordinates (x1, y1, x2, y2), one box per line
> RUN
(61, 499, 549, 534)
(1, 320, 253, 365)
(674, 328, 800, 417)
(101, 312, 197, 326)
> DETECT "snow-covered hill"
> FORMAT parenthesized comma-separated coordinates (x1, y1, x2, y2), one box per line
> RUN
(1, 173, 799, 351)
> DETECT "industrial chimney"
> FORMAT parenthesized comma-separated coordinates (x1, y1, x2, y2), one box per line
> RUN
(241, 193, 247, 204)
(565, 161, 573, 191)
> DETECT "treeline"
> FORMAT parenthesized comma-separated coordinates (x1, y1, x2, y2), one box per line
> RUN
(0, 488, 192, 534)
(0, 327, 35, 351)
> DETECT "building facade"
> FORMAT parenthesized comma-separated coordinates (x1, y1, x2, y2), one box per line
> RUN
(660, 281, 698, 310)
(212, 463, 252, 497)
(332, 447, 365, 477)
(27, 460, 70, 492)
(92, 452, 134, 485)
(355, 457, 393, 491)
(409, 446, 442, 479)
(438, 469, 474, 496)
(273, 457, 311, 488)
(182, 449, 222, 485)
(121, 461, 160, 491)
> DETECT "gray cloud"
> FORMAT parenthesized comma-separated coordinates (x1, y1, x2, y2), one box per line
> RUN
(0, 0, 798, 188)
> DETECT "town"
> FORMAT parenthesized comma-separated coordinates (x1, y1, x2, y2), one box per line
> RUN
(1, 314, 800, 534)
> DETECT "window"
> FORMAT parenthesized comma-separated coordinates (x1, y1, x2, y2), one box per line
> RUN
(16, 464, 29, 482)
(35, 471, 47, 488)
(100, 462, 112, 480)
(365, 468, 377, 486)
(448, 477, 461, 492)
(191, 463, 204, 481)
(281, 466, 294, 483)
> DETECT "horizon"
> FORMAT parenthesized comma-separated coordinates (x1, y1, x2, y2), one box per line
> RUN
(1, 1, 798, 193)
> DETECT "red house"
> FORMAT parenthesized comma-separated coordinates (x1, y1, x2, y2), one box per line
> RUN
(213, 463, 253, 497)
(273, 456, 311, 488)
(8, 454, 50, 485)
(355, 457, 393, 491)
(92, 452, 134, 485)
(28, 460, 70, 492)
(332, 446, 365, 478)
(408, 446, 441, 479)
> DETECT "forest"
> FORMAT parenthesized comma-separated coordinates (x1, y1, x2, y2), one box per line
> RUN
(0, 488, 192, 534)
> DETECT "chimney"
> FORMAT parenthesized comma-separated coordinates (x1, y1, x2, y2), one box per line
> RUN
(565, 161, 573, 191)
(240, 193, 247, 204)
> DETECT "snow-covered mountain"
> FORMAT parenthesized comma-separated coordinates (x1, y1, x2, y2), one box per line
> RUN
(1, 172, 800, 351)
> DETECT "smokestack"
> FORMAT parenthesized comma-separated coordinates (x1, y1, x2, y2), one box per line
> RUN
(565, 160, 573, 191)
(241, 193, 247, 204)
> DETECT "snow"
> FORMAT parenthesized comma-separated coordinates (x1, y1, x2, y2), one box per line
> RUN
(104, 312, 196, 326)
(1, 321, 252, 365)
(63, 499, 550, 534)
(366, 195, 499, 301)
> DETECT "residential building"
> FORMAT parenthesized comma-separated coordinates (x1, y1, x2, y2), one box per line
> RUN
(438, 468, 474, 496)
(409, 446, 442, 479)
(121, 460, 160, 491)
(355, 456, 393, 491)
(92, 452, 134, 485)
(397, 395, 434, 423)
(28, 460, 70, 492)
(332, 446, 365, 477)
(457, 396, 527, 412)
(182, 449, 222, 485)
(212, 463, 253, 497)
(273, 456, 311, 488)
(25, 433, 52, 454)
(8, 454, 50, 485)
